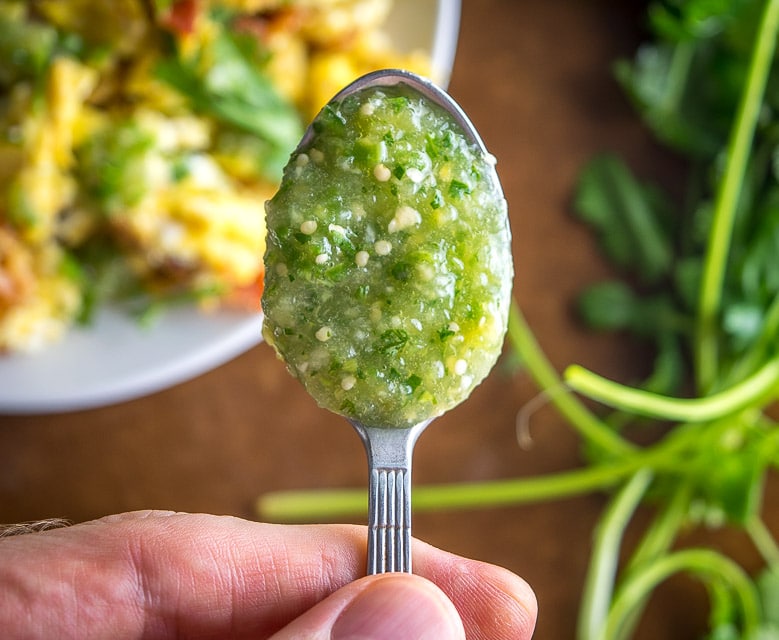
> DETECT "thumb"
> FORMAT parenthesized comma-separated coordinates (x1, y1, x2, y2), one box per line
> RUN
(269, 573, 466, 640)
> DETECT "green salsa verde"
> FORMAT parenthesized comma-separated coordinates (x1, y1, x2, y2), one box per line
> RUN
(262, 82, 513, 428)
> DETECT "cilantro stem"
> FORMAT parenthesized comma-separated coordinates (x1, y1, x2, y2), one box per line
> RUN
(257, 457, 647, 521)
(578, 470, 653, 640)
(564, 356, 779, 422)
(508, 301, 635, 457)
(258, 425, 702, 521)
(659, 42, 694, 121)
(613, 483, 693, 640)
(695, 0, 779, 392)
(599, 549, 760, 640)
(747, 516, 779, 568)
(624, 483, 691, 575)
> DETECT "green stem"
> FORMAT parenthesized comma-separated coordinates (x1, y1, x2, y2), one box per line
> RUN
(508, 301, 635, 457)
(613, 483, 693, 640)
(578, 470, 653, 640)
(599, 549, 761, 640)
(660, 41, 695, 118)
(624, 483, 691, 576)
(747, 515, 779, 568)
(257, 457, 646, 521)
(565, 356, 779, 422)
(695, 0, 779, 392)
(258, 418, 703, 522)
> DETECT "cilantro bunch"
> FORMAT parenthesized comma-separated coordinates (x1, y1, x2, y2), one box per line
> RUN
(575, 0, 779, 398)
(551, 0, 779, 635)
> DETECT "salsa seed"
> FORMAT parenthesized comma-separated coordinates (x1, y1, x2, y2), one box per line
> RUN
(315, 253, 328, 264)
(341, 375, 357, 391)
(310, 148, 325, 163)
(300, 220, 317, 234)
(388, 205, 421, 233)
(373, 163, 391, 182)
(374, 239, 392, 255)
(315, 326, 333, 342)
(355, 250, 370, 267)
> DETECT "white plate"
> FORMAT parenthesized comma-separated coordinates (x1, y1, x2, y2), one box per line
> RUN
(0, 309, 265, 414)
(0, 0, 461, 415)
(386, 0, 461, 87)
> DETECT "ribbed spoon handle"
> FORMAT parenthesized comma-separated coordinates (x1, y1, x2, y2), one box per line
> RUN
(350, 421, 430, 574)
(367, 466, 412, 573)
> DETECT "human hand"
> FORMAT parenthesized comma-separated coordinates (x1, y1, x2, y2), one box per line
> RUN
(0, 510, 536, 639)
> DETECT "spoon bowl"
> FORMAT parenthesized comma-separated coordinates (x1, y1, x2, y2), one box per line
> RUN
(298, 68, 489, 154)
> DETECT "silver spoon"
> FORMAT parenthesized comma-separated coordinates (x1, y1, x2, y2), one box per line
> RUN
(305, 70, 498, 576)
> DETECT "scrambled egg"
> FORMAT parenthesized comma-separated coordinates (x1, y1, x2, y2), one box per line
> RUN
(0, 0, 431, 352)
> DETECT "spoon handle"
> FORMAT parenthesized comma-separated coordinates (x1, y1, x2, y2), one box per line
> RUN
(367, 465, 411, 573)
(351, 422, 429, 574)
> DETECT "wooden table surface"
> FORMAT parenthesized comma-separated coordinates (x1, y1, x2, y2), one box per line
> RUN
(0, 1, 759, 638)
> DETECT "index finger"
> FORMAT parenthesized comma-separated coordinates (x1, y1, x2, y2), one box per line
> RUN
(0, 510, 536, 639)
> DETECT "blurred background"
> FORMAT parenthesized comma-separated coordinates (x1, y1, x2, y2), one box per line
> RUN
(1, 1, 771, 638)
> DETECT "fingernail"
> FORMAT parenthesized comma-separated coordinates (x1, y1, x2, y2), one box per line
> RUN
(331, 574, 465, 640)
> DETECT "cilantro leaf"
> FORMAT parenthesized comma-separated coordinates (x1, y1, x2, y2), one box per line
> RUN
(574, 154, 674, 283)
(155, 13, 302, 181)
